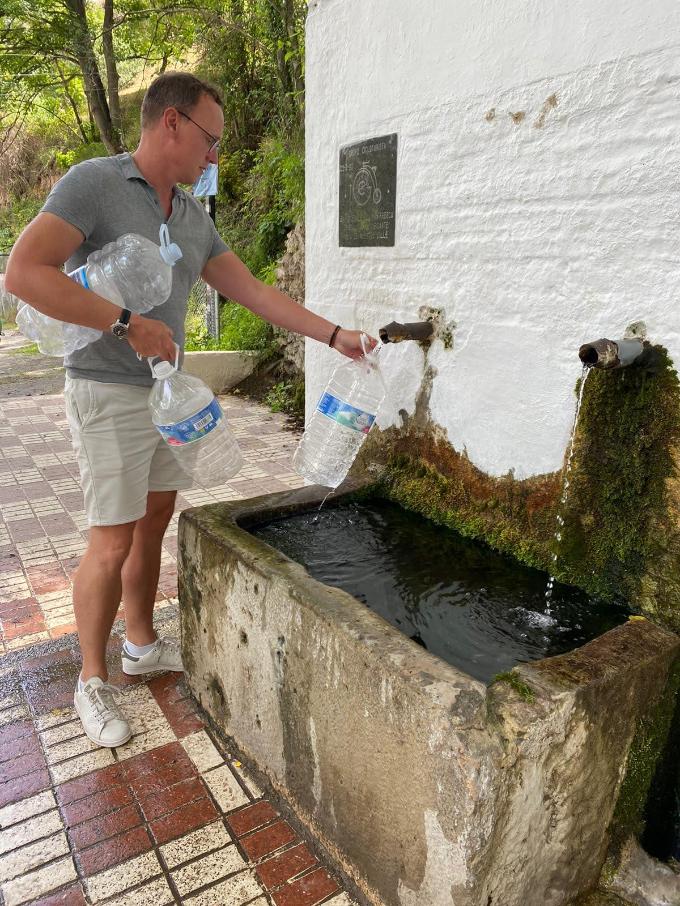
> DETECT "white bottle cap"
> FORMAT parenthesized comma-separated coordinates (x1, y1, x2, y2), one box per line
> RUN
(152, 360, 176, 379)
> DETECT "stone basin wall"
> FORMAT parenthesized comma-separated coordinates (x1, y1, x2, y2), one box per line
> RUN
(178, 485, 680, 906)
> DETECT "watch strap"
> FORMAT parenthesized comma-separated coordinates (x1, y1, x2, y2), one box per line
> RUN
(118, 308, 132, 326)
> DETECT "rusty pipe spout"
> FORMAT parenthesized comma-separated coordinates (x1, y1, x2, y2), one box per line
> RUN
(578, 337, 647, 370)
(378, 320, 434, 344)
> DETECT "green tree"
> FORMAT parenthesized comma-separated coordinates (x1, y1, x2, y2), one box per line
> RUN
(0, 0, 202, 154)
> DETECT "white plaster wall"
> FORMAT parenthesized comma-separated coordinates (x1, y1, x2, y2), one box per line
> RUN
(305, 0, 680, 478)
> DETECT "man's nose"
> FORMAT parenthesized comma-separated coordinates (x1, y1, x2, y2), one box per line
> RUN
(208, 146, 219, 164)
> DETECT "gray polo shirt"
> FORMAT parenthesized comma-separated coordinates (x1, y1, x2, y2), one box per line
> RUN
(41, 152, 229, 386)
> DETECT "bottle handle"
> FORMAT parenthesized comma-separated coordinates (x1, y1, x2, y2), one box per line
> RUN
(158, 225, 183, 266)
(359, 331, 388, 393)
(142, 342, 180, 374)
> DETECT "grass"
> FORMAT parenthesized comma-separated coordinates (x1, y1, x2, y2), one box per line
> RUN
(6, 341, 39, 355)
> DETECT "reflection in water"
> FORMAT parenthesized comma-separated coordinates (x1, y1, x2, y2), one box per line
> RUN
(250, 498, 629, 684)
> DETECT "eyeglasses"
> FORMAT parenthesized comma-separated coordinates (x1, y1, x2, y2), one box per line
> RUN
(177, 110, 220, 153)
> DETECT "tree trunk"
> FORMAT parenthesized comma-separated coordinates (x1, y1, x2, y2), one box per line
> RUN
(65, 0, 123, 154)
(102, 0, 124, 148)
(56, 63, 89, 144)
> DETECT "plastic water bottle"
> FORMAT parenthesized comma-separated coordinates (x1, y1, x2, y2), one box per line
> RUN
(293, 335, 386, 488)
(148, 348, 243, 486)
(16, 225, 182, 357)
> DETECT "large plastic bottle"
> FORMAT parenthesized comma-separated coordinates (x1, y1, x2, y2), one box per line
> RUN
(148, 349, 243, 486)
(16, 225, 182, 357)
(293, 335, 386, 488)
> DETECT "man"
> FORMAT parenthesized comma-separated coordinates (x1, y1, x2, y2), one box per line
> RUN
(6, 72, 374, 748)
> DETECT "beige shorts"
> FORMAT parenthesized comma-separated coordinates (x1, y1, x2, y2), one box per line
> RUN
(64, 376, 193, 527)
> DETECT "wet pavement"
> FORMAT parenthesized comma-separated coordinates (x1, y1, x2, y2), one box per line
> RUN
(0, 330, 356, 906)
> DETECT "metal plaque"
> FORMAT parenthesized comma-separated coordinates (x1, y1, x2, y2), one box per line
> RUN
(339, 133, 397, 247)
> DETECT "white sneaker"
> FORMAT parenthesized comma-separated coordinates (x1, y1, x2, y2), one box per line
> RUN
(74, 677, 131, 748)
(121, 637, 183, 676)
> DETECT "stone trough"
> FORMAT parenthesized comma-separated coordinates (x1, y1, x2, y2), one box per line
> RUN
(178, 483, 680, 906)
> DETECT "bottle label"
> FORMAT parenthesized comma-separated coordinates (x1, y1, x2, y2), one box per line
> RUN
(157, 398, 223, 445)
(69, 266, 90, 290)
(316, 393, 375, 434)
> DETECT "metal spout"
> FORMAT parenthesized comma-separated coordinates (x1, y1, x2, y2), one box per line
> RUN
(578, 337, 647, 370)
(378, 320, 434, 344)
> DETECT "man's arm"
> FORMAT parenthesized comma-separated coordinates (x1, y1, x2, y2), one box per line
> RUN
(6, 213, 176, 360)
(202, 251, 375, 359)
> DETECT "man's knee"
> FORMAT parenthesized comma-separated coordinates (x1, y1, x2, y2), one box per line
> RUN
(85, 523, 136, 570)
(140, 491, 176, 537)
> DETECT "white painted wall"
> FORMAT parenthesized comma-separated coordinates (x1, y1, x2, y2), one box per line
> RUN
(305, 0, 680, 479)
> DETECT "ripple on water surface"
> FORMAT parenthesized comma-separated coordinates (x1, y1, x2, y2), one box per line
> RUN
(250, 498, 629, 684)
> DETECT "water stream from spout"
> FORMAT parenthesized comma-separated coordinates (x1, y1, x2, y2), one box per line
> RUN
(545, 365, 592, 612)
(312, 491, 333, 524)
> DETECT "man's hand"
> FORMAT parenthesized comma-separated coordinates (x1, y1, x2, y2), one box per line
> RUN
(333, 329, 379, 360)
(126, 314, 176, 361)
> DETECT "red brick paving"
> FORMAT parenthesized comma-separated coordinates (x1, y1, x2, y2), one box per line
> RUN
(138, 775, 207, 821)
(148, 795, 219, 845)
(228, 800, 279, 837)
(75, 823, 154, 876)
(68, 803, 143, 850)
(241, 819, 298, 860)
(257, 842, 319, 889)
(61, 784, 135, 828)
(29, 885, 88, 906)
(271, 867, 340, 906)
(1, 750, 47, 782)
(0, 719, 34, 745)
(0, 767, 51, 808)
(0, 727, 41, 762)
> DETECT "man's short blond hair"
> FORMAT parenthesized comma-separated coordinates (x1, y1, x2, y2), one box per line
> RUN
(141, 72, 223, 128)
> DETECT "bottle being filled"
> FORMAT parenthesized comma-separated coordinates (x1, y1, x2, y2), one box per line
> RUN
(148, 346, 243, 487)
(16, 225, 182, 357)
(293, 334, 386, 488)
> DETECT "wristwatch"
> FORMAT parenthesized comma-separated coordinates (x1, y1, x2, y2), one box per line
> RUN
(111, 309, 132, 339)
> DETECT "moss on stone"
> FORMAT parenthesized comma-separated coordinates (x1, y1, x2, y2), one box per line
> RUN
(557, 346, 680, 622)
(490, 671, 536, 702)
(609, 655, 680, 855)
(366, 345, 680, 631)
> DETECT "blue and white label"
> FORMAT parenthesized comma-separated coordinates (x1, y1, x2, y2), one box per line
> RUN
(157, 398, 223, 445)
(69, 265, 90, 290)
(316, 392, 375, 434)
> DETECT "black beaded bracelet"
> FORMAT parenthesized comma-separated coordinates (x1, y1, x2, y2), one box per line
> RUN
(328, 324, 341, 348)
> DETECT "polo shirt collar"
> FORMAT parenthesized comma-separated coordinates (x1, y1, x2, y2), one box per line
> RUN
(120, 152, 181, 203)
(120, 152, 148, 183)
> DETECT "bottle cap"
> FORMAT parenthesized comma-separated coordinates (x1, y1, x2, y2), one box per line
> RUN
(158, 224, 183, 266)
(151, 360, 176, 379)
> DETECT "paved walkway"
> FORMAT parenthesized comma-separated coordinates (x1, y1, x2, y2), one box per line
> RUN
(0, 331, 355, 906)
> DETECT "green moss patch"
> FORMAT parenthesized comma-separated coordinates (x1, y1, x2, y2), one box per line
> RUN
(558, 347, 680, 613)
(370, 345, 680, 630)
(609, 656, 680, 856)
(490, 671, 536, 702)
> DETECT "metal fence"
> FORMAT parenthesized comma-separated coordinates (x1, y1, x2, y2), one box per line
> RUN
(189, 277, 220, 340)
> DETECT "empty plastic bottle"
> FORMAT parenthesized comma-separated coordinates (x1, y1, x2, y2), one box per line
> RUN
(16, 225, 182, 357)
(148, 347, 243, 486)
(293, 335, 386, 488)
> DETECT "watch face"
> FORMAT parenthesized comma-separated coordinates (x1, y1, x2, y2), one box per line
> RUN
(112, 322, 129, 339)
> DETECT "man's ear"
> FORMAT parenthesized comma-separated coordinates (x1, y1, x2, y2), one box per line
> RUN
(162, 107, 181, 137)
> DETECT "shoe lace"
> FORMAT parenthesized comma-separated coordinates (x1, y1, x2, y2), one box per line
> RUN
(87, 683, 124, 726)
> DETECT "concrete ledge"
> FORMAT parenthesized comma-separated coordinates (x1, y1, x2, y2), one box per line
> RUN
(178, 485, 680, 906)
(182, 350, 260, 394)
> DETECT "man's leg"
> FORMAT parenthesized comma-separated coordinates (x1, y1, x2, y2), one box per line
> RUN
(121, 490, 177, 646)
(73, 522, 136, 682)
